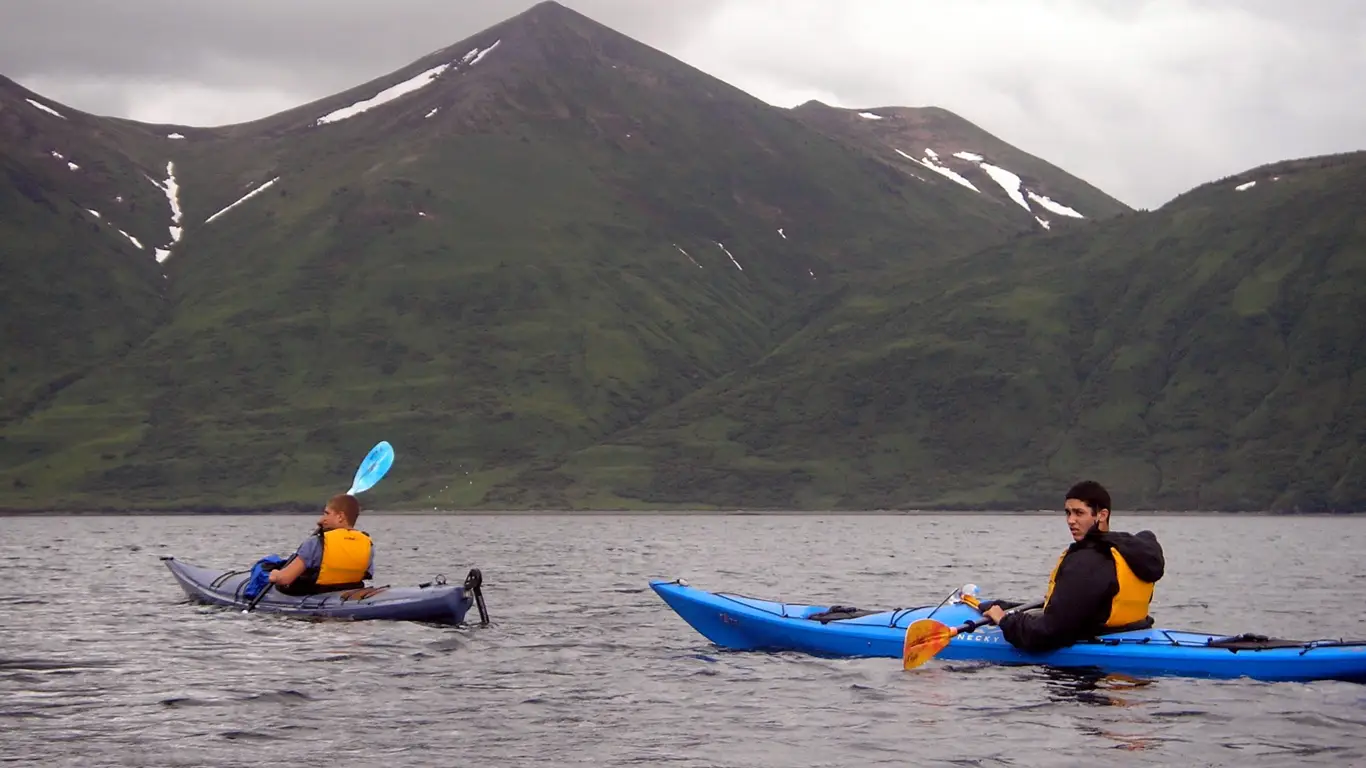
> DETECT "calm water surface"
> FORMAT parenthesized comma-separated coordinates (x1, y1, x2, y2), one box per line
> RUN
(3, 513, 1366, 767)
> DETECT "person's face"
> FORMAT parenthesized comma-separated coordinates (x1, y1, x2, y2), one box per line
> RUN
(1065, 498, 1106, 541)
(317, 505, 347, 530)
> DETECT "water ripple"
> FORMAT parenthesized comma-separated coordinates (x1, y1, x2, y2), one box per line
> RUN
(2, 513, 1365, 766)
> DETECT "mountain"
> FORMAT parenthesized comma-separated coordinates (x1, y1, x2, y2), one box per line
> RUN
(0, 77, 171, 434)
(0, 1, 1108, 511)
(790, 101, 1131, 229)
(9, 2, 1355, 514)
(516, 150, 1366, 512)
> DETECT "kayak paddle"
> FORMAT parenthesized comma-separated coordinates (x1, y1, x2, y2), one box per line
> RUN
(347, 440, 395, 496)
(901, 599, 1044, 670)
(244, 441, 395, 613)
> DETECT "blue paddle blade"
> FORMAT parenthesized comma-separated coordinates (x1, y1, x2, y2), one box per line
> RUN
(347, 441, 394, 495)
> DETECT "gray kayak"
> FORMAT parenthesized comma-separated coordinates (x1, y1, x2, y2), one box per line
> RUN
(161, 556, 489, 626)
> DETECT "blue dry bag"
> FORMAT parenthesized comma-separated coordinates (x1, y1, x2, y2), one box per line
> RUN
(243, 554, 287, 599)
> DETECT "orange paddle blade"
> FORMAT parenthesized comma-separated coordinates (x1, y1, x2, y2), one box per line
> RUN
(902, 619, 956, 670)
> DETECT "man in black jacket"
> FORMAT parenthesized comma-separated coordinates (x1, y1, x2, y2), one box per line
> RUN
(980, 481, 1165, 653)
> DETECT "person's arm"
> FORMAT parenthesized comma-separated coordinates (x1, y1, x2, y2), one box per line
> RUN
(270, 537, 320, 586)
(269, 556, 307, 586)
(997, 550, 1116, 653)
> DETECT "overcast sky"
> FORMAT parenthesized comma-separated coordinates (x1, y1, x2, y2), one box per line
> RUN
(4, 0, 1363, 209)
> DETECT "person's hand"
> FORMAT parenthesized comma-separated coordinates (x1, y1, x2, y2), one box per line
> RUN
(268, 569, 282, 584)
(982, 605, 1006, 625)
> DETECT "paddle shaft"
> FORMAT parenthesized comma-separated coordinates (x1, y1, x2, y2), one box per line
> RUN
(903, 598, 1049, 670)
(955, 599, 1045, 636)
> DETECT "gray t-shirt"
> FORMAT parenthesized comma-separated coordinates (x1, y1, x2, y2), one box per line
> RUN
(295, 532, 374, 579)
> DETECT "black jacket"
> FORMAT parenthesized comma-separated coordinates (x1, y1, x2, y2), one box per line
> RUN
(998, 527, 1165, 653)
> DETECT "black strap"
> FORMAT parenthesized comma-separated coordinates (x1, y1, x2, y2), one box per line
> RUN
(806, 605, 880, 624)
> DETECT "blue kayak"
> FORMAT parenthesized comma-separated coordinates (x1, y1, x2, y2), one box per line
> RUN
(163, 556, 489, 626)
(649, 578, 1366, 684)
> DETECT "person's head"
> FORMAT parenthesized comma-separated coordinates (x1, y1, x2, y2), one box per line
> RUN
(1064, 480, 1111, 541)
(317, 493, 361, 530)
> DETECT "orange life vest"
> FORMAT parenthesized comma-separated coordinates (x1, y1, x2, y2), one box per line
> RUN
(316, 528, 372, 587)
(1044, 546, 1154, 628)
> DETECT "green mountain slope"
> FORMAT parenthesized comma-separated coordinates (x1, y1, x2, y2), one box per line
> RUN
(1, 1, 1083, 510)
(0, 78, 170, 430)
(520, 151, 1366, 512)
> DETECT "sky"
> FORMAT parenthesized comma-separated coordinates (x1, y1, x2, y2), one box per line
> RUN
(3, 0, 1363, 209)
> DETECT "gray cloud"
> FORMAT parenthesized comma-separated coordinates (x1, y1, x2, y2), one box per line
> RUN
(672, 0, 1366, 208)
(3, 0, 1363, 208)
(2, 1, 726, 122)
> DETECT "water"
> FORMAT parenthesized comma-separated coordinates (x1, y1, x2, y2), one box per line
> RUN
(3, 513, 1366, 767)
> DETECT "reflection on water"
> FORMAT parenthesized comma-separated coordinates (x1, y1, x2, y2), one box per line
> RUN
(1042, 666, 1156, 706)
(1040, 667, 1165, 751)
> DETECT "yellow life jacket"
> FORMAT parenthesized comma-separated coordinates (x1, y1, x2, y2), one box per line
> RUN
(1043, 546, 1154, 629)
(316, 528, 372, 586)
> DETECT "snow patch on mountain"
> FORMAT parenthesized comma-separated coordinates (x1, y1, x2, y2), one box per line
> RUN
(978, 162, 1030, 212)
(716, 242, 743, 271)
(85, 211, 149, 252)
(1026, 190, 1084, 218)
(674, 244, 702, 268)
(26, 98, 65, 119)
(1235, 180, 1256, 191)
(857, 111, 884, 120)
(151, 161, 185, 245)
(947, 149, 1087, 225)
(312, 38, 498, 126)
(205, 177, 280, 223)
(168, 132, 185, 139)
(895, 148, 979, 192)
(49, 149, 80, 170)
(115, 228, 143, 249)
(316, 64, 450, 125)
(463, 39, 501, 65)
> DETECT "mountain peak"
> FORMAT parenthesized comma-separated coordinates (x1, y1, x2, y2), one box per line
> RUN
(248, 0, 730, 136)
(515, 0, 584, 22)
(424, 0, 645, 65)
